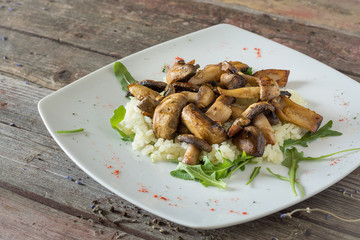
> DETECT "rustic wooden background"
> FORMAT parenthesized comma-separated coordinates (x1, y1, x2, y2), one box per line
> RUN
(1, 0, 360, 239)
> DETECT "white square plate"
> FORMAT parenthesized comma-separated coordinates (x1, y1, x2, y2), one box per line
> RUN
(38, 24, 360, 229)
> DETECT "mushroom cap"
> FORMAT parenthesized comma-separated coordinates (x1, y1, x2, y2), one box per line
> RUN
(232, 126, 265, 157)
(178, 134, 212, 152)
(139, 79, 167, 92)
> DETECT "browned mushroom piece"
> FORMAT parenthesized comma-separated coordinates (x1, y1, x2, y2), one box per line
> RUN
(217, 86, 260, 99)
(242, 102, 275, 120)
(166, 59, 199, 84)
(195, 85, 216, 109)
(178, 134, 212, 165)
(153, 93, 188, 139)
(173, 82, 200, 92)
(137, 96, 158, 118)
(219, 72, 246, 89)
(228, 61, 250, 73)
(264, 111, 280, 125)
(188, 64, 223, 85)
(127, 83, 164, 102)
(178, 134, 212, 152)
(163, 84, 175, 97)
(232, 126, 266, 157)
(228, 102, 275, 137)
(227, 117, 251, 138)
(181, 103, 228, 144)
(252, 113, 276, 145)
(238, 72, 260, 86)
(253, 69, 290, 88)
(259, 76, 280, 101)
(139, 79, 167, 92)
(205, 95, 235, 124)
(274, 95, 323, 133)
(181, 91, 198, 103)
(230, 105, 246, 119)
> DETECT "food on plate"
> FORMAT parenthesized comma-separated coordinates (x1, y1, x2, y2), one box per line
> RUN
(111, 60, 351, 191)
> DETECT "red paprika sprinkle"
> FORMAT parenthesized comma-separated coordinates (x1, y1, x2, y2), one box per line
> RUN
(153, 195, 158, 198)
(210, 208, 215, 211)
(242, 212, 248, 215)
(160, 196, 168, 201)
(175, 56, 183, 61)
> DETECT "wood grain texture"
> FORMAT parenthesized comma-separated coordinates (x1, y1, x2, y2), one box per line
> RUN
(204, 0, 360, 37)
(0, 188, 140, 240)
(0, 0, 359, 90)
(1, 74, 360, 239)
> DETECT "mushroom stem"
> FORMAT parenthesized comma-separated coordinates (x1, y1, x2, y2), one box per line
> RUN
(182, 144, 201, 165)
(253, 113, 276, 145)
(217, 86, 260, 99)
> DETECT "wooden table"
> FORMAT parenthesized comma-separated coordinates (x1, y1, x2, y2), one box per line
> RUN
(1, 0, 360, 239)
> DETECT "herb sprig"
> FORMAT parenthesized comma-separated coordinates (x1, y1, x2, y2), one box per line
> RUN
(113, 62, 138, 92)
(110, 105, 134, 141)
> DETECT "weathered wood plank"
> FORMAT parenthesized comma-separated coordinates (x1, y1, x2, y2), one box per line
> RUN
(206, 0, 360, 37)
(0, 0, 359, 90)
(0, 188, 141, 240)
(1, 74, 360, 239)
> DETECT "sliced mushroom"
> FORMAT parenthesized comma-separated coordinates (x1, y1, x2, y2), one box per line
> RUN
(195, 85, 216, 109)
(153, 93, 188, 139)
(230, 105, 246, 119)
(181, 103, 227, 144)
(238, 72, 259, 86)
(259, 76, 280, 101)
(242, 102, 275, 120)
(173, 82, 200, 92)
(265, 110, 280, 125)
(181, 91, 198, 103)
(178, 134, 212, 165)
(219, 72, 246, 89)
(166, 60, 199, 84)
(232, 126, 265, 157)
(137, 96, 158, 118)
(163, 84, 175, 97)
(228, 102, 275, 137)
(217, 86, 260, 99)
(205, 95, 235, 124)
(127, 83, 163, 102)
(253, 69, 290, 87)
(228, 61, 250, 73)
(275, 95, 323, 133)
(178, 134, 212, 152)
(252, 113, 276, 145)
(139, 79, 167, 92)
(188, 64, 223, 85)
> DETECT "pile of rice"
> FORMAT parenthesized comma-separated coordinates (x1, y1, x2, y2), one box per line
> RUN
(120, 90, 307, 164)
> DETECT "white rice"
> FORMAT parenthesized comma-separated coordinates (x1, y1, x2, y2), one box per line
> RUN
(120, 89, 307, 164)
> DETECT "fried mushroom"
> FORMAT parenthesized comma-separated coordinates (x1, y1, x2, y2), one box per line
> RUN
(232, 126, 265, 157)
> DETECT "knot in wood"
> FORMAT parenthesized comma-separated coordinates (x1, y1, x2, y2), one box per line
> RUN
(54, 69, 72, 83)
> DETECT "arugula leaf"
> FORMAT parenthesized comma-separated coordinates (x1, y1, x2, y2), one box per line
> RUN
(170, 151, 254, 188)
(243, 67, 253, 75)
(110, 105, 134, 141)
(246, 166, 261, 185)
(228, 151, 253, 178)
(302, 147, 360, 161)
(170, 162, 227, 189)
(281, 148, 304, 196)
(56, 128, 84, 134)
(281, 120, 342, 151)
(266, 167, 304, 196)
(113, 62, 138, 92)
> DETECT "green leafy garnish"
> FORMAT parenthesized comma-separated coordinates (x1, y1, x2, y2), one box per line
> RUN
(170, 162, 227, 189)
(246, 166, 261, 185)
(56, 128, 84, 134)
(243, 67, 253, 75)
(113, 62, 138, 92)
(281, 148, 303, 196)
(281, 120, 342, 151)
(170, 151, 253, 188)
(302, 148, 360, 161)
(110, 105, 134, 141)
(266, 167, 304, 196)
